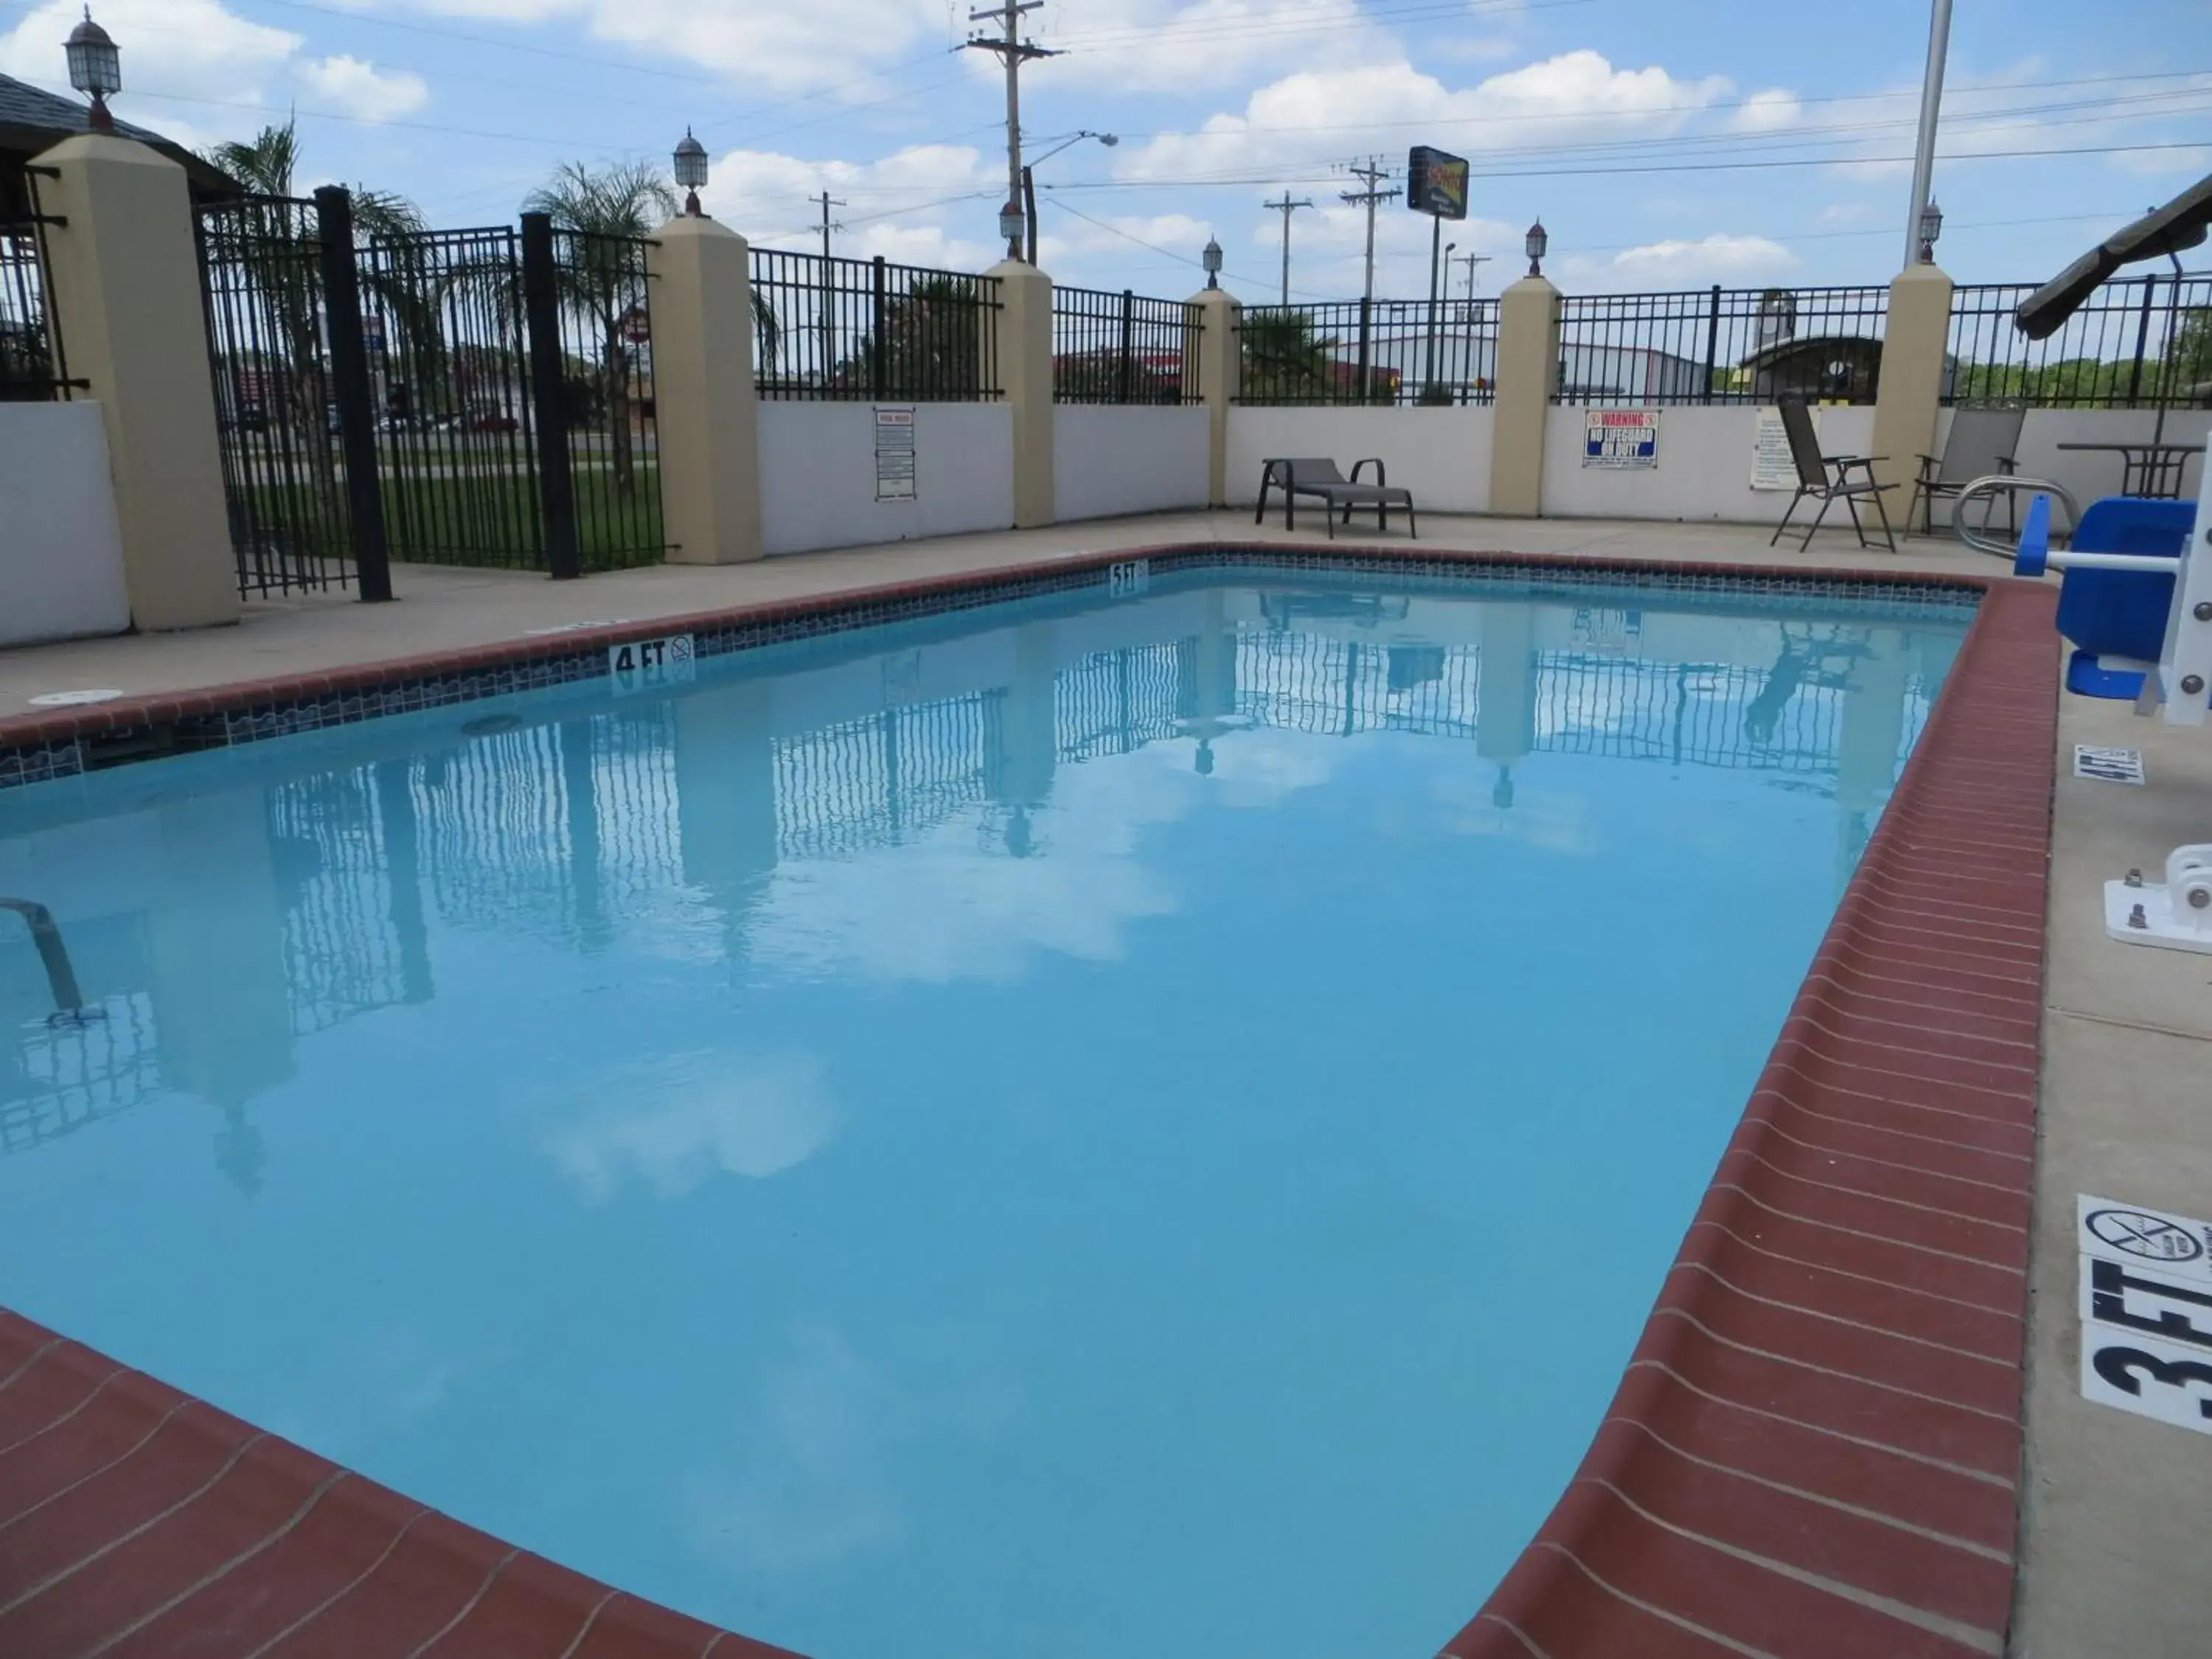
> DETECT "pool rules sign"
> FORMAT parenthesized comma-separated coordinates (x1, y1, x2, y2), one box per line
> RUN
(2076, 1194, 2212, 1434)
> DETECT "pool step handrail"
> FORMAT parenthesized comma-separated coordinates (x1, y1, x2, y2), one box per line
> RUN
(1, 898, 87, 1018)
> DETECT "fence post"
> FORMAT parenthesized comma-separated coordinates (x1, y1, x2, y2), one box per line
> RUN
(2126, 274, 2156, 408)
(870, 254, 888, 400)
(312, 187, 392, 603)
(1118, 288, 1134, 406)
(520, 211, 580, 580)
(1868, 260, 1954, 508)
(1487, 273, 1559, 517)
(1701, 284, 1721, 405)
(32, 132, 236, 628)
(1356, 294, 1373, 405)
(1186, 282, 1239, 507)
(985, 257, 1054, 527)
(644, 212, 763, 564)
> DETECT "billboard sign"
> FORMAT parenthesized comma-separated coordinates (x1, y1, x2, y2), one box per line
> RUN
(1406, 146, 1469, 220)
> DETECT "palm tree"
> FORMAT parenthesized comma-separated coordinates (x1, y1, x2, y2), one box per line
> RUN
(1239, 310, 1338, 403)
(524, 160, 677, 498)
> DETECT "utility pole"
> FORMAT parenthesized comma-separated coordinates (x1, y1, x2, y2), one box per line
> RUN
(967, 0, 1057, 261)
(1458, 252, 1492, 302)
(1263, 192, 1312, 305)
(1340, 158, 1399, 403)
(1904, 0, 1953, 271)
(813, 189, 846, 379)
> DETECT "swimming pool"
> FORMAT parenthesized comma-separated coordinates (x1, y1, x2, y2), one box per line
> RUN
(0, 562, 1976, 1659)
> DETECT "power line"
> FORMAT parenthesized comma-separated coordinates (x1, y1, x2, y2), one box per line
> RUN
(965, 0, 1057, 260)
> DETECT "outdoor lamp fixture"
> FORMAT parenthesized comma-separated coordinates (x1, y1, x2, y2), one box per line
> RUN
(673, 128, 708, 217)
(1524, 219, 1548, 278)
(1203, 236, 1223, 290)
(999, 198, 1026, 259)
(1918, 198, 1944, 263)
(65, 6, 121, 135)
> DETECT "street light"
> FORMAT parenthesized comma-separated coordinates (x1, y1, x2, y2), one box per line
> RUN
(1918, 198, 1944, 263)
(1020, 131, 1117, 265)
(673, 128, 708, 218)
(1524, 219, 1548, 279)
(1202, 236, 1223, 290)
(65, 7, 121, 136)
(999, 198, 1026, 258)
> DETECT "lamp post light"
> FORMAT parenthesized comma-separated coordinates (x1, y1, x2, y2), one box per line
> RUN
(1020, 131, 1116, 265)
(1524, 219, 1548, 279)
(65, 7, 121, 136)
(1202, 236, 1223, 291)
(999, 198, 1026, 259)
(673, 128, 708, 218)
(1918, 198, 1944, 264)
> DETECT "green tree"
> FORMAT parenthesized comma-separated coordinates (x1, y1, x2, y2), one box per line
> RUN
(838, 274, 986, 397)
(2163, 306, 2212, 399)
(1239, 309, 1340, 403)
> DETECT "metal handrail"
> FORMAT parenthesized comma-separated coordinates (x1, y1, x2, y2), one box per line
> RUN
(1, 897, 86, 1018)
(1952, 475, 2081, 560)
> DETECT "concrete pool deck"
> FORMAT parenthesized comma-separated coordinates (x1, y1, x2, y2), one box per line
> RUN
(1, 510, 2206, 1657)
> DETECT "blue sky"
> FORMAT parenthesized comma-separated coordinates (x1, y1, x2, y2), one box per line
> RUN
(3, 0, 2208, 299)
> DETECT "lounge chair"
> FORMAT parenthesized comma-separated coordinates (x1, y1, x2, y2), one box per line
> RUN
(1908, 405, 2025, 535)
(1769, 396, 1896, 553)
(1255, 457, 1418, 539)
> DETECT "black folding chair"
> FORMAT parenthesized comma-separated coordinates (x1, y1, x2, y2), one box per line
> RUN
(1770, 397, 1896, 553)
(1908, 406, 2024, 535)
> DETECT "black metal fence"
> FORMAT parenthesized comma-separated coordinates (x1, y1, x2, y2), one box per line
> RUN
(1238, 298, 1498, 406)
(1554, 285, 1891, 406)
(751, 247, 1001, 400)
(1, 167, 73, 403)
(1948, 276, 2212, 408)
(197, 193, 359, 597)
(198, 192, 668, 594)
(1052, 287, 1201, 404)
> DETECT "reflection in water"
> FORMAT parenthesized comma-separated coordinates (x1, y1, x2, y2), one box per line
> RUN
(0, 583, 1956, 1172)
(0, 576, 1973, 1659)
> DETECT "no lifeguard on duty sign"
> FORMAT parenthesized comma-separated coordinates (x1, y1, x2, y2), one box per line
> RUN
(1583, 408, 1660, 468)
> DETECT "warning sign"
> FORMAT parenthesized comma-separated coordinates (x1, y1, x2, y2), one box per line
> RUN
(1583, 408, 1658, 468)
(2076, 1194, 2212, 1435)
(874, 406, 917, 501)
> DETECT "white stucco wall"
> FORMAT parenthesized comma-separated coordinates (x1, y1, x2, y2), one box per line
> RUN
(0, 400, 131, 648)
(1227, 406, 1495, 514)
(758, 402, 1015, 557)
(1537, 403, 1879, 525)
(1052, 405, 1209, 522)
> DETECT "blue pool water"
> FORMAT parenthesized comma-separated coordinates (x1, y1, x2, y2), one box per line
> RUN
(0, 568, 1969, 1659)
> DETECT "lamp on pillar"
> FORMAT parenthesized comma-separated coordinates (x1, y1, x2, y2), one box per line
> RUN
(65, 7, 121, 135)
(1917, 198, 1944, 264)
(673, 128, 709, 217)
(1202, 236, 1223, 290)
(999, 198, 1026, 260)
(1523, 219, 1548, 279)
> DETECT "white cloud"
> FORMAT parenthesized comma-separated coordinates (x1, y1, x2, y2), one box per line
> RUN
(1730, 88, 1801, 132)
(1559, 232, 1796, 289)
(296, 56, 431, 123)
(549, 1050, 837, 1200)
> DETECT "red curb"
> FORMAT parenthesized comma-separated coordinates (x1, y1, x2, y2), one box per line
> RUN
(0, 549, 2050, 1659)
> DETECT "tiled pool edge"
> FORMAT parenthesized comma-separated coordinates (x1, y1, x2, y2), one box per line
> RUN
(1447, 578, 2056, 1659)
(0, 552, 2053, 1659)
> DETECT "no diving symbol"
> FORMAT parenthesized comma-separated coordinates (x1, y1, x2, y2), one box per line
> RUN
(2087, 1208, 2205, 1265)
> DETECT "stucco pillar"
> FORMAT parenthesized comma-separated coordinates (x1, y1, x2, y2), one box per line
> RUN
(647, 215, 763, 563)
(1186, 285, 1240, 507)
(986, 260, 1054, 528)
(36, 133, 237, 630)
(1869, 262, 1955, 507)
(1487, 274, 1561, 518)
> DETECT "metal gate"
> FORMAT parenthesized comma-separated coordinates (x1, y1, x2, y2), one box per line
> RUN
(198, 192, 665, 598)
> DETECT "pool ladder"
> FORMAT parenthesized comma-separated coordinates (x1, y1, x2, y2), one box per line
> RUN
(1, 898, 95, 1024)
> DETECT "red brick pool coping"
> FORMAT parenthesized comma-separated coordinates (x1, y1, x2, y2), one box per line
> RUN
(0, 548, 2056, 1659)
